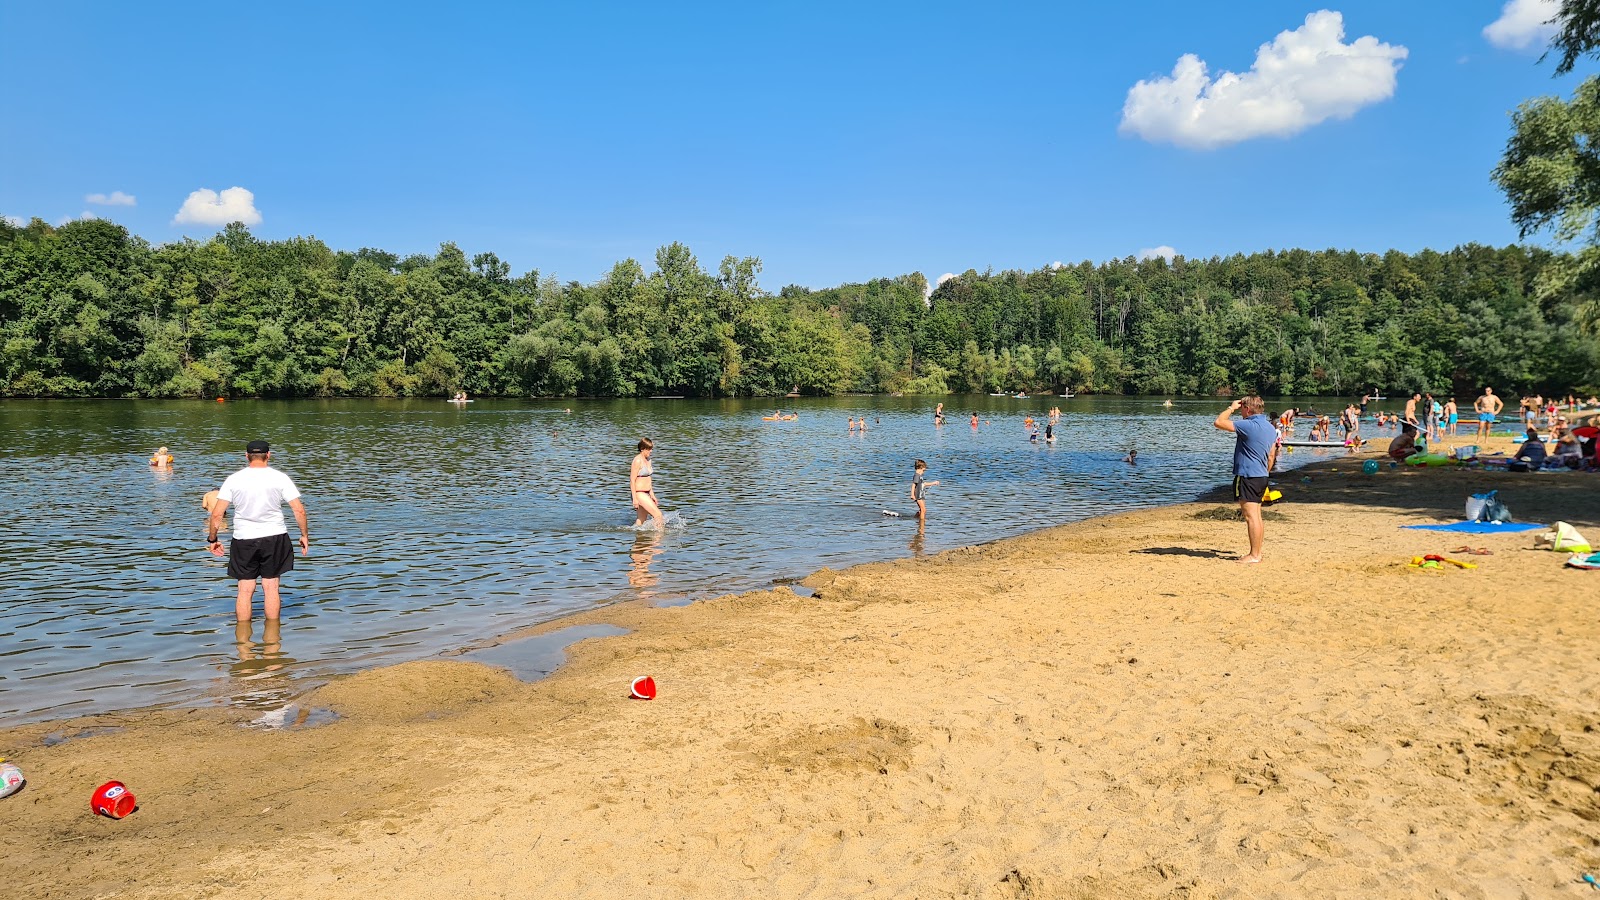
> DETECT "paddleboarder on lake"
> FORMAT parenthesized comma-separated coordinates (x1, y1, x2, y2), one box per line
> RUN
(206, 440, 310, 623)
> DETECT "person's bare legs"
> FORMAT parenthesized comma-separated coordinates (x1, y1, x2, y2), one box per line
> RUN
(261, 577, 282, 619)
(634, 493, 664, 530)
(234, 579, 257, 622)
(1238, 500, 1264, 563)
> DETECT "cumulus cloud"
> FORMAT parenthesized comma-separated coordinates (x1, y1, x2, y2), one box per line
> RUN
(2, 215, 24, 227)
(85, 190, 136, 206)
(172, 186, 262, 226)
(56, 211, 99, 225)
(1049, 260, 1066, 270)
(1483, 0, 1560, 50)
(1119, 10, 1408, 149)
(1138, 246, 1178, 262)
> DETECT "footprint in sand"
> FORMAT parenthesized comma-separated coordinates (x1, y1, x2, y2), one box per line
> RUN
(1357, 747, 1393, 769)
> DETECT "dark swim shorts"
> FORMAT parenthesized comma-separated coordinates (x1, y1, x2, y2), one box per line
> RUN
(1233, 475, 1269, 504)
(227, 533, 294, 580)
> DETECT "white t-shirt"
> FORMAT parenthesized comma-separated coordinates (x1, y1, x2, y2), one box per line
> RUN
(217, 466, 302, 540)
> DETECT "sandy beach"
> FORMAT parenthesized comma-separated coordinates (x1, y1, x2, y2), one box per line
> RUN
(5, 432, 1599, 899)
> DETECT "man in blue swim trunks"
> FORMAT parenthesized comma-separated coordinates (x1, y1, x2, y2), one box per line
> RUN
(1214, 396, 1278, 564)
(1474, 387, 1503, 440)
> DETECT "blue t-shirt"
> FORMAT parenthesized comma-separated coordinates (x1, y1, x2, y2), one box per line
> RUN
(1233, 414, 1276, 477)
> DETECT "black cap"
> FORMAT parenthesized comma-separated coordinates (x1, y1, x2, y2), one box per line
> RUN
(245, 440, 270, 454)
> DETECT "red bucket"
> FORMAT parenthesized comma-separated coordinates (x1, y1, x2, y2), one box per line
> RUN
(629, 676, 657, 700)
(91, 781, 136, 818)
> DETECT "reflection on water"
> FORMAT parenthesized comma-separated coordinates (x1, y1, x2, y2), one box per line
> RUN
(628, 530, 664, 596)
(226, 619, 298, 710)
(0, 395, 1329, 724)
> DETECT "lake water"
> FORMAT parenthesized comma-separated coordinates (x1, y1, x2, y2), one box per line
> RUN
(0, 395, 1341, 724)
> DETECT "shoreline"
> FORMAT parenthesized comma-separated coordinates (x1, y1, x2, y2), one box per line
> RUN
(5, 433, 1599, 897)
(6, 447, 1287, 731)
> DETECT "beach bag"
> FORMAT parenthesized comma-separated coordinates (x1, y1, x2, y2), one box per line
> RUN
(1465, 491, 1494, 521)
(1546, 522, 1592, 554)
(1480, 494, 1513, 524)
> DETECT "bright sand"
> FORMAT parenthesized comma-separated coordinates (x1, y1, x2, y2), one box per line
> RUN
(4, 432, 1598, 899)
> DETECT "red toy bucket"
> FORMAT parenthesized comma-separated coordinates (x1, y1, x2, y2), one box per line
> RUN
(91, 781, 136, 818)
(629, 676, 657, 700)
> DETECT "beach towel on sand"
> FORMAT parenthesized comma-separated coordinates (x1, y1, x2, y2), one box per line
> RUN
(1566, 552, 1600, 570)
(1400, 521, 1546, 534)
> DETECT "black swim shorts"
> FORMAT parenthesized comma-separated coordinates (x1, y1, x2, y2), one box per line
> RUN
(1233, 475, 1269, 504)
(227, 533, 294, 580)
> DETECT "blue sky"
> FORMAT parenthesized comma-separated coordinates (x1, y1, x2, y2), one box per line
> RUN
(1, 1, 1590, 289)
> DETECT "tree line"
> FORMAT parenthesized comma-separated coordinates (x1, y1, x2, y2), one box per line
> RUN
(1, 217, 1596, 399)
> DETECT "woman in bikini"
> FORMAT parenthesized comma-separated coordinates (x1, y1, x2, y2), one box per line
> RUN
(630, 438, 664, 530)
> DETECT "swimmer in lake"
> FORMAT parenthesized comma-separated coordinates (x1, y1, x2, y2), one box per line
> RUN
(630, 438, 664, 530)
(150, 446, 174, 469)
(1124, 449, 1138, 464)
(935, 402, 945, 425)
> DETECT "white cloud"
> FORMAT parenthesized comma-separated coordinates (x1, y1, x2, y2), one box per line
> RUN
(1119, 10, 1408, 149)
(925, 272, 959, 299)
(172, 186, 262, 226)
(56, 211, 99, 225)
(85, 190, 136, 207)
(1138, 246, 1178, 262)
(1484, 0, 1560, 50)
(2, 215, 24, 227)
(1049, 260, 1066, 269)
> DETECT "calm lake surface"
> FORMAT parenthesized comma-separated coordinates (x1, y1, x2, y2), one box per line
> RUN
(0, 395, 1343, 724)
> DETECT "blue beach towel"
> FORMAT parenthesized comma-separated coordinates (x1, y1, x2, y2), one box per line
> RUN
(1400, 521, 1547, 533)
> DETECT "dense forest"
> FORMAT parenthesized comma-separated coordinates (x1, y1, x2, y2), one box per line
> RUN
(1, 216, 1595, 399)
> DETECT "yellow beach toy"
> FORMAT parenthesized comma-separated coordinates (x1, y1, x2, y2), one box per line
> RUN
(1409, 554, 1477, 570)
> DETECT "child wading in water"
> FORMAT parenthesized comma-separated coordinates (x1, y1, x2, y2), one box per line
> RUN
(912, 459, 941, 521)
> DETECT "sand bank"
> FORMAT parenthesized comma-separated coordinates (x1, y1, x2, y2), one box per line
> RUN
(4, 435, 1598, 899)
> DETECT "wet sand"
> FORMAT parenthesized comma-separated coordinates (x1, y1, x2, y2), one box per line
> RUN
(5, 432, 1599, 899)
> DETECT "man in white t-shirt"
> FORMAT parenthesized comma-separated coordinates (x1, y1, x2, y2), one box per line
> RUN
(206, 440, 310, 622)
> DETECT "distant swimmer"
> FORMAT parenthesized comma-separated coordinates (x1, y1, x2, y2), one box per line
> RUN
(1044, 421, 1055, 443)
(911, 459, 940, 521)
(935, 402, 945, 425)
(150, 446, 173, 469)
(1124, 449, 1138, 464)
(630, 438, 664, 530)
(1163, 399, 1173, 408)
(450, 391, 469, 402)
(970, 413, 979, 428)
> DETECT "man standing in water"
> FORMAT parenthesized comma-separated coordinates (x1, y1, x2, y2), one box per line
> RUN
(1214, 396, 1278, 564)
(207, 440, 309, 622)
(1475, 387, 1503, 440)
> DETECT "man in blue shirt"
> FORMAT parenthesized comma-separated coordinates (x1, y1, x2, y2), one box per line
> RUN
(1214, 396, 1279, 564)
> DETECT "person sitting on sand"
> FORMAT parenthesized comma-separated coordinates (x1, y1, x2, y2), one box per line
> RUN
(1513, 428, 1547, 469)
(1388, 424, 1418, 462)
(1551, 430, 1584, 467)
(150, 446, 174, 469)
